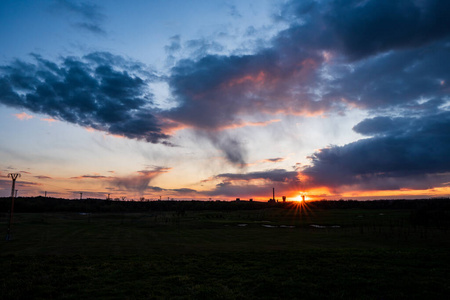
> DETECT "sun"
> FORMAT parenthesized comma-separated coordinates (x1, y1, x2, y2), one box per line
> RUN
(295, 194, 307, 202)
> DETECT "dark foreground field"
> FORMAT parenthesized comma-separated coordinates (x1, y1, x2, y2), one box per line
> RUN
(1, 200, 450, 299)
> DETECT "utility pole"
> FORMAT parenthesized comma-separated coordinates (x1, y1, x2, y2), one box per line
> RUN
(6, 173, 20, 241)
(273, 187, 275, 202)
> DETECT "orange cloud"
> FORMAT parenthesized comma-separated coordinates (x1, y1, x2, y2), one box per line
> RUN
(297, 185, 450, 201)
(41, 117, 57, 123)
(225, 71, 271, 88)
(14, 112, 33, 120)
(220, 119, 281, 130)
(160, 118, 190, 135)
(338, 187, 450, 200)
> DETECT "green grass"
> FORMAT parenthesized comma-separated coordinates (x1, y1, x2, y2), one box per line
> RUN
(1, 208, 450, 299)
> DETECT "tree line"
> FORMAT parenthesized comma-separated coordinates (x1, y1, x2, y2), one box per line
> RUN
(1, 196, 449, 213)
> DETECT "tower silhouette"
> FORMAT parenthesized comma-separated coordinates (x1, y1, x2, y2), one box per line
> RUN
(6, 173, 20, 241)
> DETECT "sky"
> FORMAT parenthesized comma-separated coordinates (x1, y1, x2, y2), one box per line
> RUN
(1, 0, 450, 201)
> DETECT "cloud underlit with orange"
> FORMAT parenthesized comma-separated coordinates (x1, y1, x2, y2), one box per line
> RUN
(14, 112, 33, 120)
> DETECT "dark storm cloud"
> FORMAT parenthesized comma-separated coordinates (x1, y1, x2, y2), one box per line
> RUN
(51, 0, 106, 35)
(325, 0, 450, 59)
(352, 116, 413, 137)
(167, 0, 450, 127)
(270, 0, 450, 112)
(325, 41, 450, 109)
(0, 52, 169, 144)
(165, 0, 450, 167)
(166, 47, 324, 165)
(280, 0, 450, 59)
(302, 112, 450, 191)
(167, 48, 325, 130)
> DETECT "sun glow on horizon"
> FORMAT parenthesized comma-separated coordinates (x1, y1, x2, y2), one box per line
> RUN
(294, 194, 308, 202)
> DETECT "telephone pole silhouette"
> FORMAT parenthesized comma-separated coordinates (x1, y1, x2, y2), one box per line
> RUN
(6, 173, 20, 241)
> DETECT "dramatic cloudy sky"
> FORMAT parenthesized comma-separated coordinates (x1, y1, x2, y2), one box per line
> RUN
(1, 0, 450, 201)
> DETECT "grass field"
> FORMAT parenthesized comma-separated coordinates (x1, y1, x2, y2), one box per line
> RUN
(1, 203, 449, 299)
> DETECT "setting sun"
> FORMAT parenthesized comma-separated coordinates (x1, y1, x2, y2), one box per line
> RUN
(295, 194, 307, 202)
